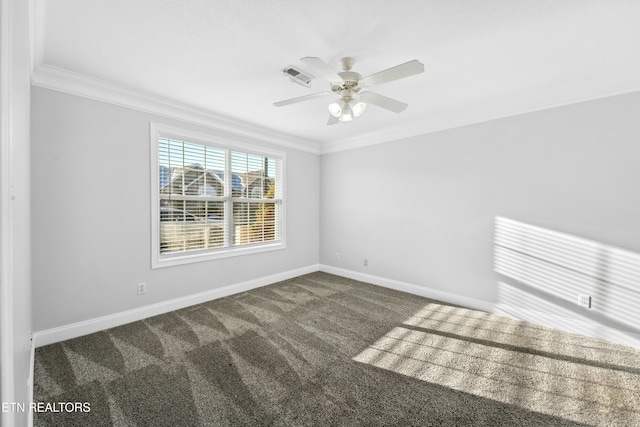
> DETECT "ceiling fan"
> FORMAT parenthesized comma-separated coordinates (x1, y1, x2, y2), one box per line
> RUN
(274, 56, 424, 125)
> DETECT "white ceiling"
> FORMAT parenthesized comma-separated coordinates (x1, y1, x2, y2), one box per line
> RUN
(31, 0, 640, 153)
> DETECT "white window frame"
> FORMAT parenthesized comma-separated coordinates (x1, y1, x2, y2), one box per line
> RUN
(150, 123, 286, 268)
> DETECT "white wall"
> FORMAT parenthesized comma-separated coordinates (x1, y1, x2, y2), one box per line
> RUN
(31, 87, 319, 336)
(28, 83, 640, 352)
(320, 92, 640, 348)
(0, 0, 32, 425)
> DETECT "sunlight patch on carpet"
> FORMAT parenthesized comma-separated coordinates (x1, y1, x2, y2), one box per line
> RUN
(353, 302, 640, 425)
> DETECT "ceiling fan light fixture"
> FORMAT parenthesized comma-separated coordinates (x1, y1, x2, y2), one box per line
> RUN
(328, 102, 342, 117)
(338, 102, 353, 122)
(350, 100, 367, 117)
(338, 112, 353, 122)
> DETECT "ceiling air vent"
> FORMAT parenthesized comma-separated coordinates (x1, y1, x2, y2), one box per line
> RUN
(282, 66, 315, 87)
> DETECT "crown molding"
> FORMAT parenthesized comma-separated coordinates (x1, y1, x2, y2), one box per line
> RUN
(31, 64, 321, 154)
(31, 62, 640, 157)
(321, 69, 640, 154)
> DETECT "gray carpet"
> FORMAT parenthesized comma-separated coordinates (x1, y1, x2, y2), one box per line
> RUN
(33, 272, 640, 426)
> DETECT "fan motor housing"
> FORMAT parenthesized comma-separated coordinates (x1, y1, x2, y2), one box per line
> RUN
(332, 71, 363, 93)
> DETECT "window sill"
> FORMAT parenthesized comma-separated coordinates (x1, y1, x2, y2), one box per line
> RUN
(151, 240, 286, 269)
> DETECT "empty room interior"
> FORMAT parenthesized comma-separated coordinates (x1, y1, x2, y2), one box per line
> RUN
(2, 1, 640, 426)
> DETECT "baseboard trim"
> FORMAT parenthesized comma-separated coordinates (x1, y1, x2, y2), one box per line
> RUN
(34, 264, 640, 351)
(494, 303, 640, 349)
(33, 264, 320, 347)
(319, 265, 640, 350)
(319, 265, 494, 313)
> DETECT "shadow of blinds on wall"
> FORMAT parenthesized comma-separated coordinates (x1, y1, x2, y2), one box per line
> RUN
(493, 216, 640, 346)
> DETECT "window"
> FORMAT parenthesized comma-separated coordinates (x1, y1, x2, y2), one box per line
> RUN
(150, 123, 285, 268)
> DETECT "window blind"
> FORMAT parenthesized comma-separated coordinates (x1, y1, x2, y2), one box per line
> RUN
(156, 133, 283, 259)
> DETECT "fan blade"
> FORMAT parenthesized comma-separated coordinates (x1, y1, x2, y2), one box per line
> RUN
(300, 57, 344, 84)
(361, 60, 424, 87)
(327, 115, 339, 126)
(273, 91, 333, 107)
(359, 92, 408, 113)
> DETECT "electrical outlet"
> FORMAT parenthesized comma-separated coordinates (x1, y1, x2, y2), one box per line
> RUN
(364, 258, 368, 266)
(578, 294, 591, 308)
(137, 282, 147, 295)
(335, 252, 340, 261)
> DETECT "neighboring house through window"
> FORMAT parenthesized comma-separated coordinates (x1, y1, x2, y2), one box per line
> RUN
(150, 123, 285, 268)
